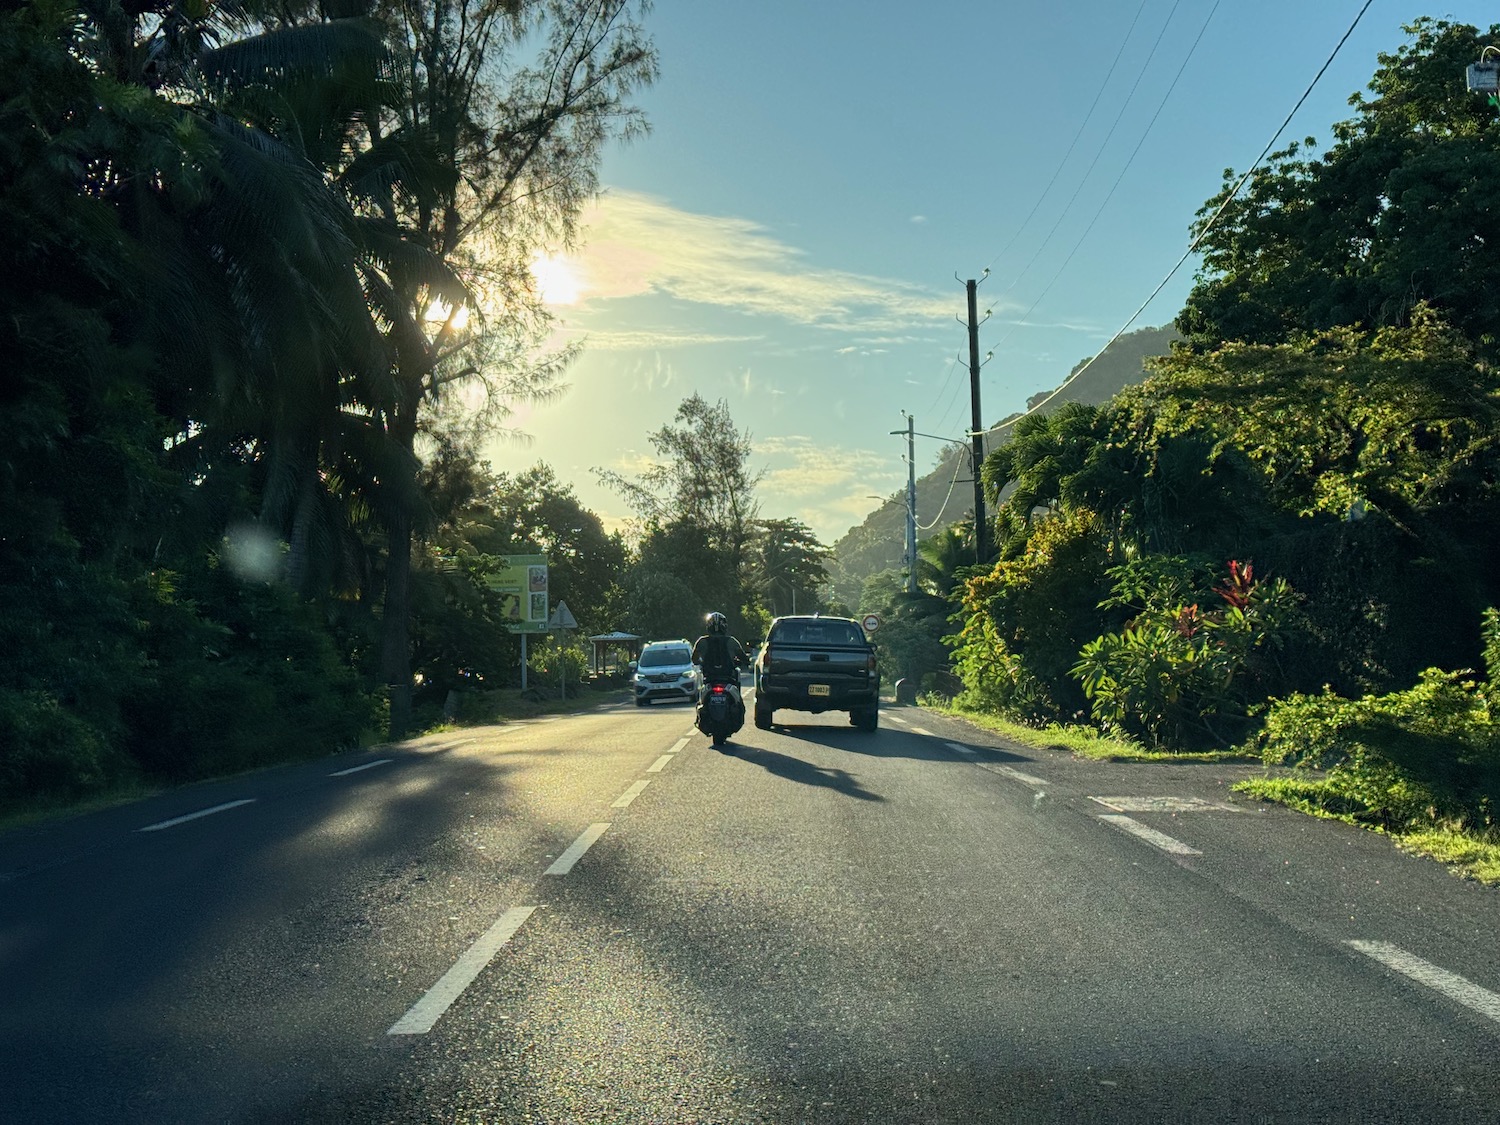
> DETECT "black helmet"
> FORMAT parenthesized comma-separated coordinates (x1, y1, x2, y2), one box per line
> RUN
(706, 611, 728, 635)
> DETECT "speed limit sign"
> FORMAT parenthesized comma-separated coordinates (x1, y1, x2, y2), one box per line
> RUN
(861, 613, 881, 633)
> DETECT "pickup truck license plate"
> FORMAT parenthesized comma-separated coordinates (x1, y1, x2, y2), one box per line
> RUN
(808, 684, 830, 697)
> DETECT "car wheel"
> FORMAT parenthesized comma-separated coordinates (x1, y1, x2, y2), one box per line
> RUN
(754, 705, 772, 730)
(635, 699, 646, 707)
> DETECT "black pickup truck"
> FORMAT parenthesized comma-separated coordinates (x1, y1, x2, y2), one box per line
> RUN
(753, 615, 880, 731)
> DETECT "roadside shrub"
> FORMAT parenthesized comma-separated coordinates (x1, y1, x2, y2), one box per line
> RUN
(124, 570, 376, 780)
(949, 510, 1113, 723)
(526, 636, 590, 696)
(1254, 610, 1500, 832)
(0, 690, 130, 801)
(1073, 559, 1299, 747)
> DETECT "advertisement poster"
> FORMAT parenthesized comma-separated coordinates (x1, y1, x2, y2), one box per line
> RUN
(483, 554, 549, 633)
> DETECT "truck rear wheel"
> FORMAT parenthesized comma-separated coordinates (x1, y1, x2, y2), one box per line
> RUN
(754, 705, 773, 730)
(851, 707, 878, 732)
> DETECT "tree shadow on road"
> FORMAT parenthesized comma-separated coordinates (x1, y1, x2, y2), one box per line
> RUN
(726, 744, 885, 802)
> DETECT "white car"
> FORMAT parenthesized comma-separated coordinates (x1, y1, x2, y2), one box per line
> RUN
(632, 640, 700, 705)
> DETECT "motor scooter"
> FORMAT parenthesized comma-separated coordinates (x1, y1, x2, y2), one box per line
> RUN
(695, 678, 745, 747)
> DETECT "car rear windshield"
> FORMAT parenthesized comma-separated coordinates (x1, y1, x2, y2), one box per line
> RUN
(639, 646, 691, 667)
(770, 620, 865, 646)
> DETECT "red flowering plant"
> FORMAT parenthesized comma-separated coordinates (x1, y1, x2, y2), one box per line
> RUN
(1073, 557, 1298, 748)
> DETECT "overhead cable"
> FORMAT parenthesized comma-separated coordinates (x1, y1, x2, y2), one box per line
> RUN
(916, 446, 969, 531)
(987, 0, 1184, 305)
(987, 0, 1221, 357)
(980, 0, 1152, 278)
(979, 0, 1378, 439)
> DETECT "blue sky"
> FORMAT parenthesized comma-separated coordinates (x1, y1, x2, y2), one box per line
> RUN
(486, 0, 1498, 545)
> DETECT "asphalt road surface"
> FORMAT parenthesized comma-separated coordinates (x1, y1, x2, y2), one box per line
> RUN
(4, 693, 1500, 1123)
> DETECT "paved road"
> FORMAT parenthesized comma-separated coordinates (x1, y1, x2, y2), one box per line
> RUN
(3, 696, 1499, 1123)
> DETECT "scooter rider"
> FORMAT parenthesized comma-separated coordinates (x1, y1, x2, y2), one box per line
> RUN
(691, 611, 748, 690)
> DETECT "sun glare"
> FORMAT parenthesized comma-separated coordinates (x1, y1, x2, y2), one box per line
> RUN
(424, 300, 469, 330)
(532, 252, 583, 306)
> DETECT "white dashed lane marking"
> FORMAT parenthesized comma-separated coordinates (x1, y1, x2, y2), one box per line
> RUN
(329, 759, 393, 777)
(911, 726, 936, 737)
(611, 780, 651, 809)
(545, 823, 611, 876)
(646, 755, 674, 773)
(668, 737, 690, 754)
(982, 763, 1049, 788)
(387, 906, 537, 1035)
(137, 800, 256, 833)
(946, 742, 1049, 787)
(1347, 941, 1500, 1026)
(1090, 795, 1244, 813)
(1096, 814, 1202, 856)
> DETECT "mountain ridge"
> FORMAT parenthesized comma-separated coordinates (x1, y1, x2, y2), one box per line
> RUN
(826, 323, 1179, 607)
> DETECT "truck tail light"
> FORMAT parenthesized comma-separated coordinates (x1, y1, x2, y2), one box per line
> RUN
(867, 653, 877, 674)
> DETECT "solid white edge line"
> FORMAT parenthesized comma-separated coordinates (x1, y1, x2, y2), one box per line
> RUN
(612, 779, 651, 808)
(668, 737, 690, 754)
(544, 823, 611, 876)
(945, 741, 977, 756)
(387, 906, 537, 1035)
(137, 799, 257, 833)
(1347, 941, 1500, 1025)
(646, 755, 674, 773)
(329, 759, 394, 777)
(1096, 814, 1202, 856)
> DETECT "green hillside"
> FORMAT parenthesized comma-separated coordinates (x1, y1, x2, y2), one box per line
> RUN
(827, 324, 1178, 606)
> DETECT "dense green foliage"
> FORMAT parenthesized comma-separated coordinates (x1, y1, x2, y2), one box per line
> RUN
(1181, 18, 1500, 354)
(600, 395, 836, 644)
(0, 0, 654, 803)
(1247, 610, 1500, 840)
(945, 17, 1500, 826)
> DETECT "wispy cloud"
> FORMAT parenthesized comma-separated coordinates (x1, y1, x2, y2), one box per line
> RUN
(555, 328, 764, 351)
(566, 191, 962, 332)
(910, 215, 928, 225)
(752, 435, 903, 544)
(757, 436, 896, 499)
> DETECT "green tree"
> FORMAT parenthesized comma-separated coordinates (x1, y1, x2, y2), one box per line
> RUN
(1181, 18, 1500, 353)
(599, 393, 766, 638)
(752, 518, 832, 618)
(349, 0, 656, 735)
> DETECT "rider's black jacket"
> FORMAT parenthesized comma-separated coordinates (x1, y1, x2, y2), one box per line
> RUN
(691, 633, 747, 682)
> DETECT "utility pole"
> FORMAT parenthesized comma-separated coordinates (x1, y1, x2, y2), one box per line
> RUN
(965, 279, 988, 565)
(902, 414, 917, 593)
(890, 415, 918, 593)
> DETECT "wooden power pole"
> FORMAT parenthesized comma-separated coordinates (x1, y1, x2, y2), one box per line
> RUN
(965, 279, 987, 565)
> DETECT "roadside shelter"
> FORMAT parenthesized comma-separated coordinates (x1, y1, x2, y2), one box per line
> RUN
(589, 631, 643, 675)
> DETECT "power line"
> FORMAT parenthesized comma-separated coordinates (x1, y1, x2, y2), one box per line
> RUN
(980, 0, 1153, 278)
(979, 0, 1379, 440)
(930, 351, 971, 438)
(986, 0, 1222, 357)
(984, 0, 1185, 306)
(916, 446, 968, 531)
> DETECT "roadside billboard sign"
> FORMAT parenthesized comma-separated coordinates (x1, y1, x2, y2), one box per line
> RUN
(484, 554, 549, 633)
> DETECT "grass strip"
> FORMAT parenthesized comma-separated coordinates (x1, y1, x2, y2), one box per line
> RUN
(1233, 776, 1500, 886)
(921, 699, 1257, 763)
